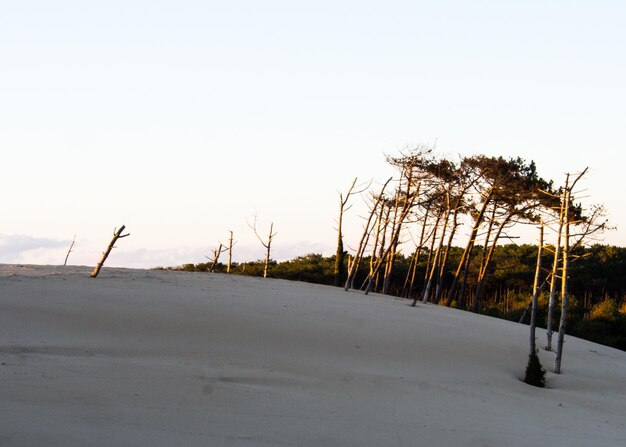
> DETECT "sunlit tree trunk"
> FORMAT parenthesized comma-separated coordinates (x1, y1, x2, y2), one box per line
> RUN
(446, 194, 492, 306)
(90, 225, 130, 278)
(529, 224, 544, 354)
(554, 189, 571, 374)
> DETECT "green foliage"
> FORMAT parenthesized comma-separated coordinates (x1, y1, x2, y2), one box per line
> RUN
(524, 350, 546, 388)
(170, 244, 626, 351)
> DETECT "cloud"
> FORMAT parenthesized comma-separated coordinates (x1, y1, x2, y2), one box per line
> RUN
(0, 234, 336, 269)
(0, 234, 70, 263)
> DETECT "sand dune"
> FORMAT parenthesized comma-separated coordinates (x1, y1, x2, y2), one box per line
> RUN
(1, 264, 625, 446)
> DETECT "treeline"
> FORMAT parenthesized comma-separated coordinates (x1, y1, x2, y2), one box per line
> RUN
(170, 148, 623, 362)
(169, 244, 626, 350)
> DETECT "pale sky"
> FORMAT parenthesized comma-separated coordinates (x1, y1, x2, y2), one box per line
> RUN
(1, 1, 625, 268)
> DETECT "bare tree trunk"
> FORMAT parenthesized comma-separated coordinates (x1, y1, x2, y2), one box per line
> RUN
(344, 178, 392, 291)
(405, 208, 430, 301)
(423, 202, 449, 303)
(382, 193, 402, 295)
(335, 178, 366, 286)
(473, 214, 512, 313)
(402, 248, 418, 297)
(373, 200, 391, 292)
(364, 194, 414, 296)
(546, 195, 566, 351)
(554, 190, 571, 374)
(208, 243, 227, 273)
(421, 210, 442, 300)
(64, 234, 76, 266)
(263, 223, 274, 278)
(446, 194, 492, 306)
(457, 250, 473, 310)
(529, 224, 544, 355)
(90, 226, 130, 278)
(434, 207, 460, 304)
(226, 231, 234, 274)
(248, 217, 277, 279)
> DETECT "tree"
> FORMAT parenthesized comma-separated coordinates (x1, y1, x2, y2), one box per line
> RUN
(529, 224, 544, 355)
(334, 178, 370, 286)
(344, 178, 392, 291)
(226, 230, 236, 274)
(207, 243, 228, 273)
(64, 234, 76, 266)
(446, 156, 553, 310)
(248, 216, 277, 279)
(90, 225, 130, 278)
(553, 168, 609, 373)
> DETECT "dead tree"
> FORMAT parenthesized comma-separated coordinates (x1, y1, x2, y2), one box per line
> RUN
(344, 178, 392, 291)
(207, 243, 228, 273)
(334, 178, 370, 286)
(553, 168, 592, 373)
(545, 186, 566, 351)
(529, 224, 544, 355)
(554, 187, 571, 374)
(64, 234, 76, 266)
(248, 217, 277, 278)
(364, 185, 416, 296)
(90, 225, 130, 278)
(226, 230, 237, 274)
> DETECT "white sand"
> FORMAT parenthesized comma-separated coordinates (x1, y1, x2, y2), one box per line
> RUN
(1, 264, 625, 446)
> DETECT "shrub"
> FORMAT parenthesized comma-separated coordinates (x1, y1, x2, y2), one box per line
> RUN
(590, 299, 619, 322)
(524, 350, 546, 388)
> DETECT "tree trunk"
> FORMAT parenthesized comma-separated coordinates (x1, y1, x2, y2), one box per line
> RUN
(446, 193, 492, 306)
(344, 178, 392, 291)
(406, 208, 430, 302)
(227, 231, 234, 274)
(90, 226, 130, 278)
(423, 202, 449, 303)
(554, 190, 571, 374)
(64, 234, 76, 266)
(529, 224, 544, 355)
(473, 214, 511, 313)
(263, 223, 274, 278)
(546, 195, 565, 351)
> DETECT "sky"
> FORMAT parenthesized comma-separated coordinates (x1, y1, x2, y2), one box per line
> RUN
(1, 0, 625, 268)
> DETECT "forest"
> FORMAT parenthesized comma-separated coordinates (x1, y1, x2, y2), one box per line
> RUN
(169, 148, 625, 352)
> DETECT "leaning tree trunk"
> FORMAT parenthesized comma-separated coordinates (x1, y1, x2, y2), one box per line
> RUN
(344, 178, 392, 291)
(64, 234, 76, 266)
(423, 203, 449, 303)
(434, 208, 460, 304)
(90, 226, 130, 278)
(345, 203, 377, 291)
(446, 195, 491, 306)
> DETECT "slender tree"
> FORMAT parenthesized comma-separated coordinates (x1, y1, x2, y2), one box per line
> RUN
(344, 178, 392, 291)
(207, 243, 228, 273)
(334, 178, 370, 286)
(90, 226, 130, 278)
(248, 216, 277, 279)
(529, 224, 544, 354)
(64, 234, 76, 266)
(226, 230, 236, 274)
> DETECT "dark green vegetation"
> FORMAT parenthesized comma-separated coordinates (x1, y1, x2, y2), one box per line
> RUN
(168, 244, 626, 351)
(524, 350, 546, 387)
